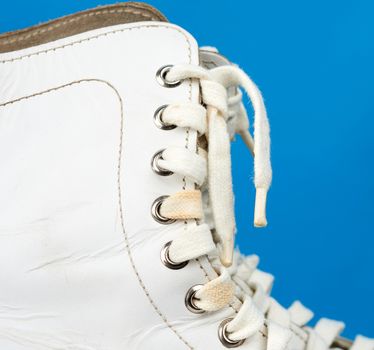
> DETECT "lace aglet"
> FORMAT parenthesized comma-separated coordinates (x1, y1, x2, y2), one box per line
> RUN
(219, 239, 234, 268)
(254, 188, 268, 227)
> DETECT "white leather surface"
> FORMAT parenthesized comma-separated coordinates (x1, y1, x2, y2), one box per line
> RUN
(0, 20, 307, 349)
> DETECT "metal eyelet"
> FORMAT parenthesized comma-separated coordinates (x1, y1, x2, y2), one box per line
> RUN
(331, 336, 352, 350)
(156, 65, 182, 88)
(151, 150, 173, 176)
(185, 284, 205, 314)
(151, 196, 176, 224)
(218, 318, 245, 348)
(154, 105, 177, 130)
(160, 241, 189, 270)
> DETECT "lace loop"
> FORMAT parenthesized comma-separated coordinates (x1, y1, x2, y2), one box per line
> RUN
(226, 296, 265, 340)
(162, 103, 207, 135)
(160, 190, 203, 220)
(288, 301, 314, 327)
(200, 80, 228, 117)
(157, 147, 207, 186)
(168, 224, 216, 263)
(194, 268, 235, 312)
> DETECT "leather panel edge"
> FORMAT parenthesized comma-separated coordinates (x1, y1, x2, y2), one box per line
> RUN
(0, 2, 168, 53)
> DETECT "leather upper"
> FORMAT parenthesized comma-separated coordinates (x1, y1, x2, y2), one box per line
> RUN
(0, 17, 271, 349)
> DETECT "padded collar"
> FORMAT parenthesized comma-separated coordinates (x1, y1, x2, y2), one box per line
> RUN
(0, 2, 167, 53)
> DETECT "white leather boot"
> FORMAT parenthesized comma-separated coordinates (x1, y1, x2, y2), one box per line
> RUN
(0, 3, 372, 350)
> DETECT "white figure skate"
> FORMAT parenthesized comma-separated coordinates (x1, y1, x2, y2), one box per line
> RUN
(0, 3, 372, 349)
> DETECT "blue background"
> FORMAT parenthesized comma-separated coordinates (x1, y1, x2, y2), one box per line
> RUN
(2, 0, 373, 339)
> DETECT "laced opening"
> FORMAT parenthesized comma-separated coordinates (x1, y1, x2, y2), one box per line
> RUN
(152, 63, 281, 348)
(160, 64, 271, 267)
(151, 63, 373, 349)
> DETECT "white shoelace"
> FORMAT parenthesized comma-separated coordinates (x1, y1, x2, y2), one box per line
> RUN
(155, 64, 285, 348)
(163, 64, 271, 267)
(154, 64, 373, 349)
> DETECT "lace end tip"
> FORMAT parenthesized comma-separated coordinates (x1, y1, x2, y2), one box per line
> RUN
(220, 258, 233, 268)
(254, 217, 268, 228)
(254, 187, 268, 228)
(219, 242, 234, 268)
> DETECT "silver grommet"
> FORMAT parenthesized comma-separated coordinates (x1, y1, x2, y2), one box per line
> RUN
(154, 105, 177, 130)
(331, 336, 353, 350)
(151, 196, 175, 224)
(151, 150, 173, 176)
(218, 318, 245, 348)
(156, 65, 182, 88)
(161, 241, 189, 270)
(185, 284, 205, 314)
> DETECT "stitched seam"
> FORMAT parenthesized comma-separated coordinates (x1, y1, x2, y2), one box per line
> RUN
(0, 76, 193, 349)
(0, 7, 161, 45)
(116, 69, 194, 350)
(0, 24, 195, 349)
(0, 79, 100, 107)
(0, 24, 187, 64)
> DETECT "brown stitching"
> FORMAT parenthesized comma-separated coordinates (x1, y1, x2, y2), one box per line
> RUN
(114, 71, 193, 349)
(195, 259, 209, 279)
(0, 24, 195, 349)
(0, 7, 160, 45)
(0, 80, 96, 107)
(0, 25, 186, 64)
(0, 77, 193, 349)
